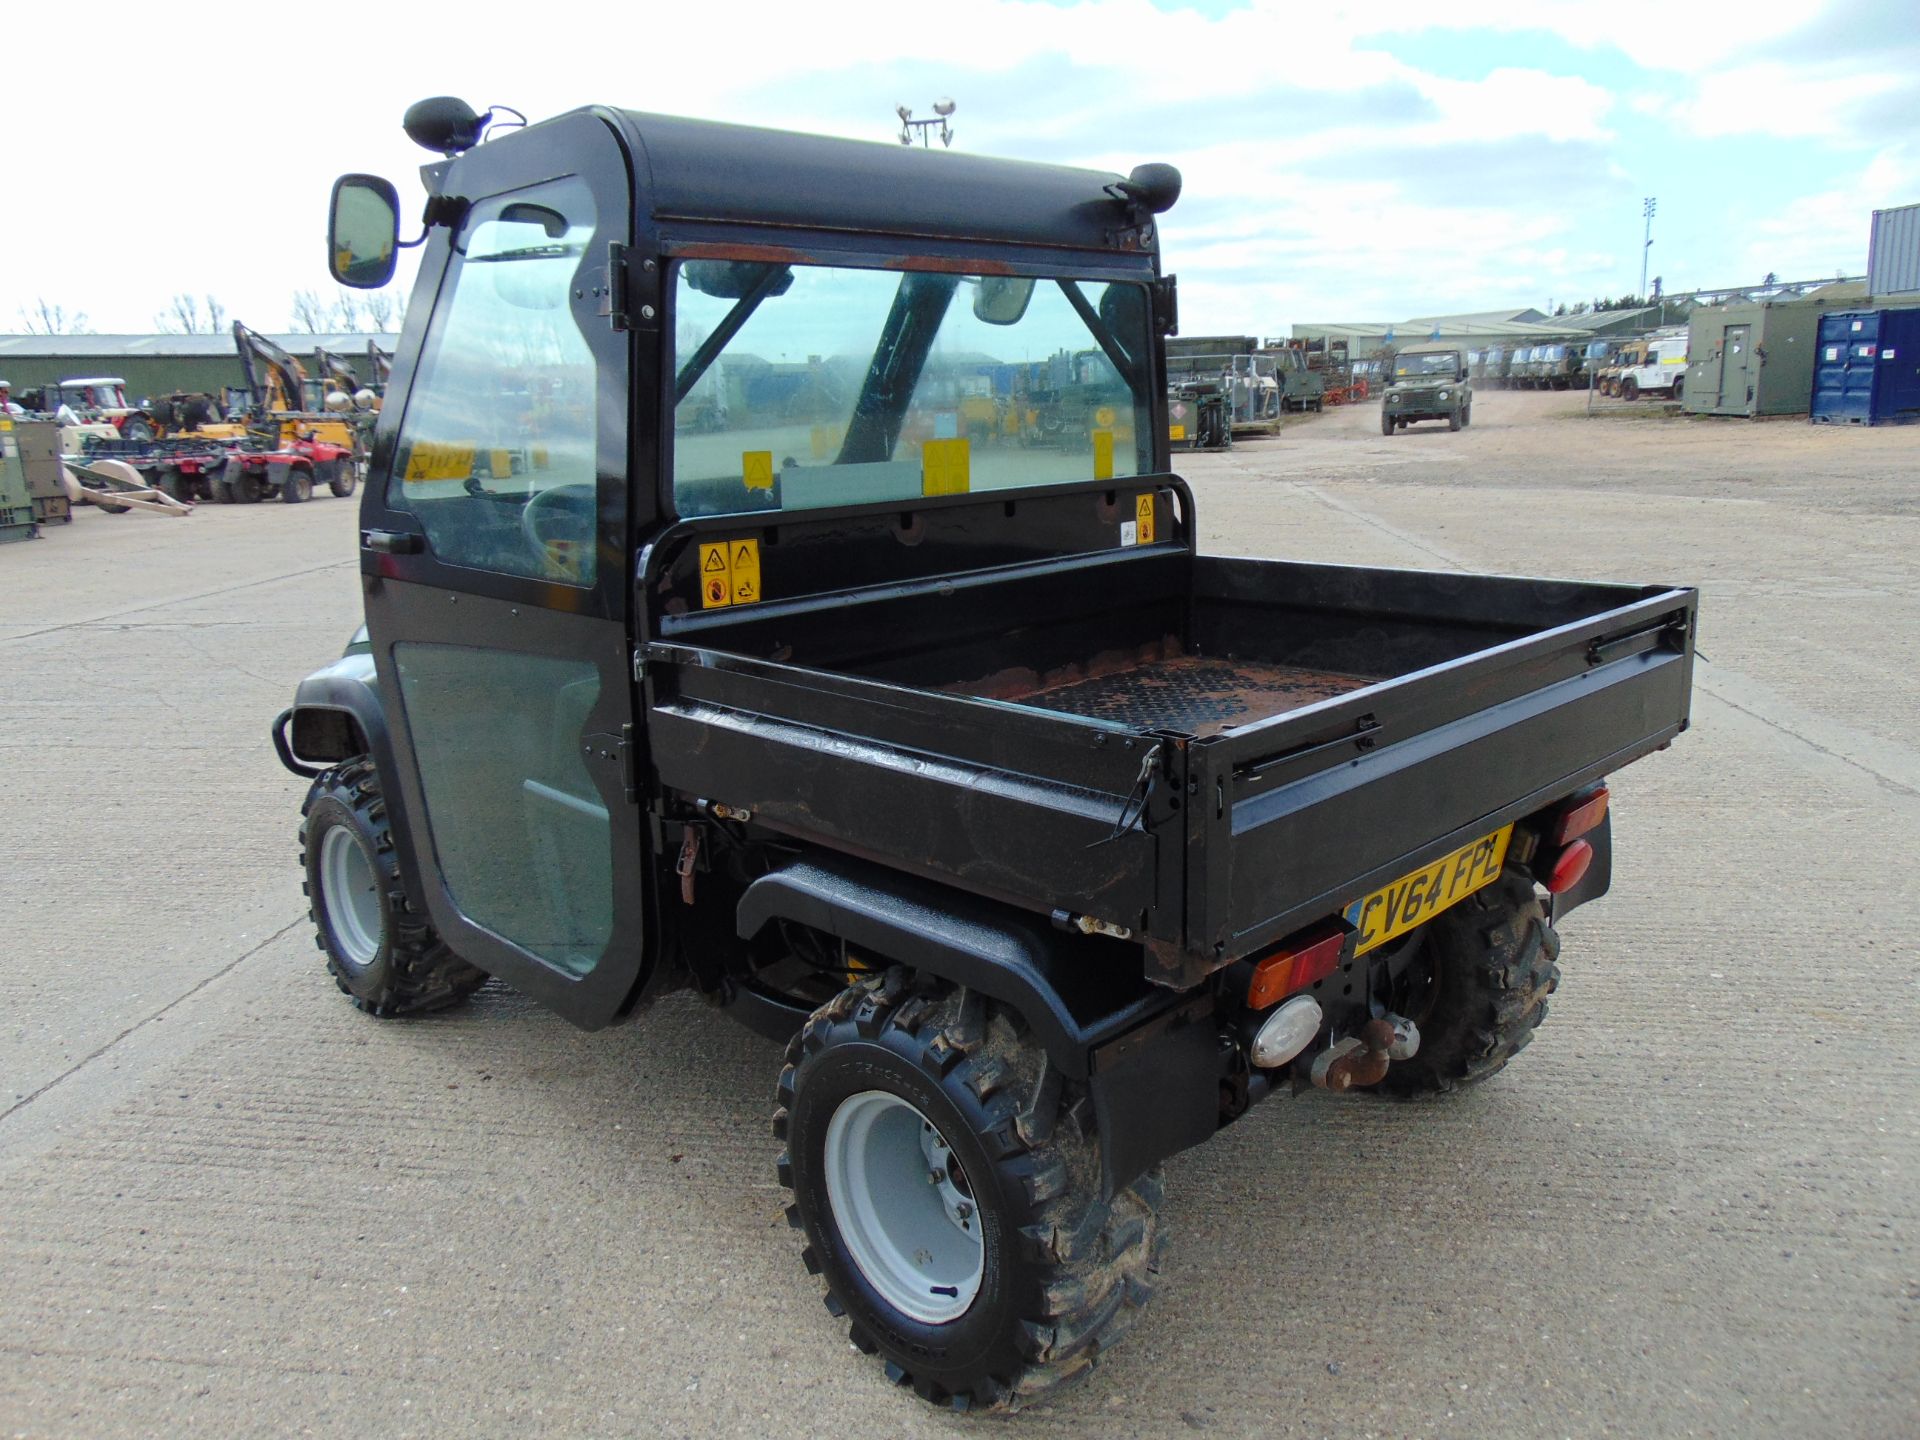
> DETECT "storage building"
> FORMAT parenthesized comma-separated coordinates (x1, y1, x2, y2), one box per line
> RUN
(0, 332, 397, 403)
(1681, 283, 1868, 418)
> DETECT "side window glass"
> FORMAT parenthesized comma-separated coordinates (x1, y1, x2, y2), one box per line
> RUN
(389, 177, 600, 585)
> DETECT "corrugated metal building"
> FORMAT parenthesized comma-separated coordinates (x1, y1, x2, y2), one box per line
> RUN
(1681, 282, 1869, 418)
(1290, 309, 1576, 356)
(0, 332, 398, 401)
(1868, 202, 1920, 300)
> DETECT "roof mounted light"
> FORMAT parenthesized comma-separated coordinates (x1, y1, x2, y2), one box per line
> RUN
(1112, 163, 1182, 216)
(403, 96, 488, 156)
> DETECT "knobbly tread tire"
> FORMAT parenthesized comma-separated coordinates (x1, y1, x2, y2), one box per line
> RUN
(299, 756, 489, 1018)
(1377, 868, 1561, 1097)
(774, 971, 1167, 1412)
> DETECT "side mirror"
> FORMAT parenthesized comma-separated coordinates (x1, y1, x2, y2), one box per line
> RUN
(329, 174, 401, 288)
(972, 276, 1034, 326)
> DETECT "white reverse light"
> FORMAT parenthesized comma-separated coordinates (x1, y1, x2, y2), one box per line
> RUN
(1251, 995, 1323, 1069)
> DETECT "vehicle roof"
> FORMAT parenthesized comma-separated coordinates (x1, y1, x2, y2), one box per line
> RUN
(606, 109, 1159, 256)
(57, 376, 128, 385)
(1394, 343, 1464, 356)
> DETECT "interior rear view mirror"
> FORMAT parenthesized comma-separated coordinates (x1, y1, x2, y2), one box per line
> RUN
(329, 175, 401, 288)
(972, 276, 1034, 326)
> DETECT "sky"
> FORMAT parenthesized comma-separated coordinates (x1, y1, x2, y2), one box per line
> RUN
(2, 0, 1915, 339)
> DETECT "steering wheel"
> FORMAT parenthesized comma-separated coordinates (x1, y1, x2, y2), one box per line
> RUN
(520, 483, 597, 578)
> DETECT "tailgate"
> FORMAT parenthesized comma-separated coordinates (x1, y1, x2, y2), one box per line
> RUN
(1153, 570, 1696, 986)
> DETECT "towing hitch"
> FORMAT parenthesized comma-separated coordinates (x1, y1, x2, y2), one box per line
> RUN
(1310, 1015, 1420, 1092)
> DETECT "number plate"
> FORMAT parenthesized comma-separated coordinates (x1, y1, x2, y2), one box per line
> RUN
(1344, 825, 1513, 957)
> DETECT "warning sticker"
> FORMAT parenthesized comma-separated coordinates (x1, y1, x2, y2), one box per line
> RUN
(729, 539, 762, 605)
(922, 437, 971, 496)
(1168, 423, 1187, 441)
(742, 451, 774, 491)
(698, 538, 763, 609)
(1092, 429, 1115, 481)
(699, 542, 732, 609)
(1135, 492, 1156, 545)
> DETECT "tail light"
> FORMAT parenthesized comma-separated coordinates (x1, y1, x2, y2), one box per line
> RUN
(1247, 922, 1347, 1009)
(1544, 839, 1594, 894)
(1550, 785, 1608, 846)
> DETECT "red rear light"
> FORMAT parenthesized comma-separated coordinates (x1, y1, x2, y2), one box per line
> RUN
(1247, 922, 1347, 1009)
(1551, 786, 1609, 846)
(1544, 839, 1594, 894)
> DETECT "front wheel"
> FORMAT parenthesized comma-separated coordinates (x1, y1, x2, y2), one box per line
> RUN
(282, 466, 313, 504)
(776, 976, 1166, 1411)
(1381, 411, 1395, 437)
(300, 757, 490, 1017)
(1622, 377, 1640, 401)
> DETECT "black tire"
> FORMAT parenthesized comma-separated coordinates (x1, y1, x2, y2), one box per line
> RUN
(1672, 376, 1685, 402)
(326, 459, 358, 497)
(1461, 403, 1472, 429)
(1376, 869, 1561, 1097)
(300, 757, 490, 1017)
(282, 466, 313, 504)
(1622, 377, 1640, 402)
(1380, 411, 1395, 437)
(156, 470, 190, 503)
(122, 417, 155, 444)
(227, 464, 260, 503)
(776, 975, 1166, 1412)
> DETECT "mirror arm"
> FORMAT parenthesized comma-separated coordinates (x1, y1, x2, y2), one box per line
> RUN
(398, 194, 472, 249)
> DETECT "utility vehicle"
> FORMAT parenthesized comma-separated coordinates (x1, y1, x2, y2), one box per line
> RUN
(274, 97, 1695, 1412)
(1381, 346, 1473, 433)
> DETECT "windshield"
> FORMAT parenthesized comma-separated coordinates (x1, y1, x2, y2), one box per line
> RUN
(1393, 352, 1460, 379)
(672, 262, 1153, 518)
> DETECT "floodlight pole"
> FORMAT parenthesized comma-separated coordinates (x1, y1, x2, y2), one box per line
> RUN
(1640, 197, 1657, 300)
(897, 98, 958, 148)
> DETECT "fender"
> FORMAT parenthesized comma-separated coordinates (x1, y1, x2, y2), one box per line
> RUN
(737, 852, 1221, 1195)
(1549, 810, 1612, 922)
(270, 627, 432, 919)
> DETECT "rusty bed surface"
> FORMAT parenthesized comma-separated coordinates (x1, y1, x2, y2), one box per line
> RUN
(949, 642, 1373, 736)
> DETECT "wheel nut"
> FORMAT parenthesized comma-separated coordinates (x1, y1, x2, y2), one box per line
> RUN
(929, 1168, 947, 1185)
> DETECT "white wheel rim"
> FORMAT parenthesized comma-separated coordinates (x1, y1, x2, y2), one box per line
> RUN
(822, 1090, 984, 1324)
(320, 824, 384, 967)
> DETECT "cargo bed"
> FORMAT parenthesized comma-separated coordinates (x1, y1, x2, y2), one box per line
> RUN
(644, 517, 1695, 988)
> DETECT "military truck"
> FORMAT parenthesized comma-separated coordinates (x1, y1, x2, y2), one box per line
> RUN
(1380, 345, 1473, 433)
(274, 97, 1696, 1411)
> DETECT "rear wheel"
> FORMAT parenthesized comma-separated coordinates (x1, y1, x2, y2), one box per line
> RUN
(282, 466, 313, 503)
(300, 757, 490, 1017)
(156, 470, 190, 503)
(1460, 403, 1472, 428)
(325, 459, 357, 497)
(1672, 376, 1685, 402)
(777, 975, 1166, 1411)
(1375, 869, 1560, 1097)
(226, 463, 260, 502)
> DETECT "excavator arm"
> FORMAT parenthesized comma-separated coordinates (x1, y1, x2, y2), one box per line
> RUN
(232, 322, 309, 415)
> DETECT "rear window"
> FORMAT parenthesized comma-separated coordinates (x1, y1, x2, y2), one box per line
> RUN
(670, 261, 1155, 519)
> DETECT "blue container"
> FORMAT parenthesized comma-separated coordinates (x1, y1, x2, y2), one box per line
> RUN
(1810, 308, 1920, 425)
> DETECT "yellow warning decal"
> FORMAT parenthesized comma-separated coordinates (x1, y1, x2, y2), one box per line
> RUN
(698, 537, 764, 609)
(1168, 423, 1186, 441)
(699, 542, 732, 609)
(403, 441, 476, 482)
(729, 539, 762, 605)
(1092, 429, 1115, 481)
(1135, 492, 1156, 545)
(922, 437, 971, 496)
(742, 450, 774, 491)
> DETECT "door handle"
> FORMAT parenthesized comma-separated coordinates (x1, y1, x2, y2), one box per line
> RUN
(362, 529, 423, 555)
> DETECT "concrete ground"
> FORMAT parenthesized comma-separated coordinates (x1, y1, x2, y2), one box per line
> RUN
(3, 391, 1915, 1438)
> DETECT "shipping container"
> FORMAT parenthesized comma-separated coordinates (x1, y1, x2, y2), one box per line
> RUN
(1809, 308, 1920, 426)
(1868, 202, 1920, 300)
(1682, 284, 1868, 418)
